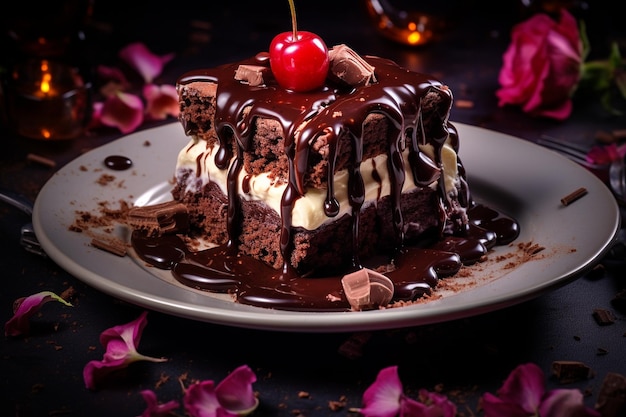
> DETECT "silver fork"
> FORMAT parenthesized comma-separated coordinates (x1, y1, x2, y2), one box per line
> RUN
(0, 188, 47, 257)
(536, 135, 610, 171)
(537, 135, 625, 203)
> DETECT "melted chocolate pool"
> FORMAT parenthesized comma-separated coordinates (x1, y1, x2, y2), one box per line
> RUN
(130, 203, 519, 312)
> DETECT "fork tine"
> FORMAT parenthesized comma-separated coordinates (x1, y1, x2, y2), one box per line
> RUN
(536, 135, 607, 170)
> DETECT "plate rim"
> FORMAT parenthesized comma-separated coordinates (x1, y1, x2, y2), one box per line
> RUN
(32, 122, 621, 332)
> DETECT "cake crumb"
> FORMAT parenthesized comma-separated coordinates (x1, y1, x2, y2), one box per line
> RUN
(155, 373, 170, 388)
(328, 396, 347, 411)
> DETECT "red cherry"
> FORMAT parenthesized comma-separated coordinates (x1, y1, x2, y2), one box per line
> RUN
(269, 0, 329, 92)
(269, 31, 329, 92)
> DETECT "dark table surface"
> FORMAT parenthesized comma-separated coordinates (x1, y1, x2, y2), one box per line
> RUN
(1, 1, 625, 416)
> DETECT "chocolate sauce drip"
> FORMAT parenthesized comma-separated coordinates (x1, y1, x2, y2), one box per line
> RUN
(467, 203, 520, 245)
(178, 55, 455, 274)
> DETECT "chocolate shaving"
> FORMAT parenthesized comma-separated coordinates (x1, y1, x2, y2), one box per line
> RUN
(234, 64, 267, 87)
(551, 361, 594, 383)
(328, 44, 376, 87)
(560, 187, 587, 206)
(26, 153, 56, 168)
(128, 201, 189, 236)
(91, 238, 127, 257)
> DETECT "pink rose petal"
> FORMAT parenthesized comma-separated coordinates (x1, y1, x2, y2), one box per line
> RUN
(119, 42, 175, 84)
(143, 84, 180, 120)
(360, 366, 404, 417)
(138, 389, 180, 417)
(4, 291, 72, 337)
(96, 64, 130, 88)
(99, 90, 145, 134)
(482, 363, 599, 417)
(83, 311, 167, 390)
(540, 388, 601, 417)
(183, 365, 259, 417)
(586, 143, 626, 165)
(215, 365, 258, 412)
(359, 366, 457, 417)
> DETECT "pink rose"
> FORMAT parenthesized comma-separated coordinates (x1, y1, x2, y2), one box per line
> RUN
(496, 9, 583, 120)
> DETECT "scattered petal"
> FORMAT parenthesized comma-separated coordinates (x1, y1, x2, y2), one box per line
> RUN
(215, 365, 259, 414)
(414, 389, 457, 417)
(4, 291, 72, 337)
(357, 366, 457, 417)
(359, 366, 404, 417)
(482, 363, 599, 417)
(184, 380, 225, 417)
(99, 91, 145, 134)
(143, 84, 180, 120)
(540, 388, 601, 417)
(138, 389, 180, 417)
(586, 143, 626, 165)
(183, 365, 259, 417)
(97, 64, 130, 88)
(83, 311, 167, 390)
(119, 42, 175, 84)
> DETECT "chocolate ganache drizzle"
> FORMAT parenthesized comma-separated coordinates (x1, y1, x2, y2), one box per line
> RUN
(131, 50, 521, 312)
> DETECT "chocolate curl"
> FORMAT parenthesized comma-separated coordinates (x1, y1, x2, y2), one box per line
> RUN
(234, 64, 268, 87)
(329, 44, 377, 87)
(128, 201, 189, 236)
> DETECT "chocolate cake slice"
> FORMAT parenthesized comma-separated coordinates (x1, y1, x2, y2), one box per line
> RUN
(173, 44, 466, 276)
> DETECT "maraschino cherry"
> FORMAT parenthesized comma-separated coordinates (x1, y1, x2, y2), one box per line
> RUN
(269, 0, 329, 92)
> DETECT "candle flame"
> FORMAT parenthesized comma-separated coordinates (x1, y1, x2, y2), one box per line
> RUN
(407, 30, 422, 45)
(40, 61, 52, 95)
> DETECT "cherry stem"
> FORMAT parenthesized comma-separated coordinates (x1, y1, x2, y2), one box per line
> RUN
(288, 0, 298, 40)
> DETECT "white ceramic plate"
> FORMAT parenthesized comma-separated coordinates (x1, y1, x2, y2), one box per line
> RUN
(33, 123, 621, 332)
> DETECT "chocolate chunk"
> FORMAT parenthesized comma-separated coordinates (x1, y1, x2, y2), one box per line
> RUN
(595, 373, 626, 417)
(128, 201, 189, 236)
(328, 44, 376, 87)
(234, 64, 268, 87)
(341, 268, 393, 311)
(551, 361, 594, 383)
(593, 308, 616, 325)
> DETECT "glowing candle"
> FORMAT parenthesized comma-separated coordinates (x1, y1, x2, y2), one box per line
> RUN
(364, 0, 445, 46)
(6, 60, 91, 140)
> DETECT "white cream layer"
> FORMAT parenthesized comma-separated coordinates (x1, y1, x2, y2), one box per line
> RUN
(176, 137, 458, 230)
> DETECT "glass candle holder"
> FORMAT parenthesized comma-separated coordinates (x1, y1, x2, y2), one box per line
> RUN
(364, 0, 448, 46)
(5, 59, 91, 140)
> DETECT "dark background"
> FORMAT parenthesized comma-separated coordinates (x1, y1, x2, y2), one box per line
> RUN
(1, 1, 625, 416)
